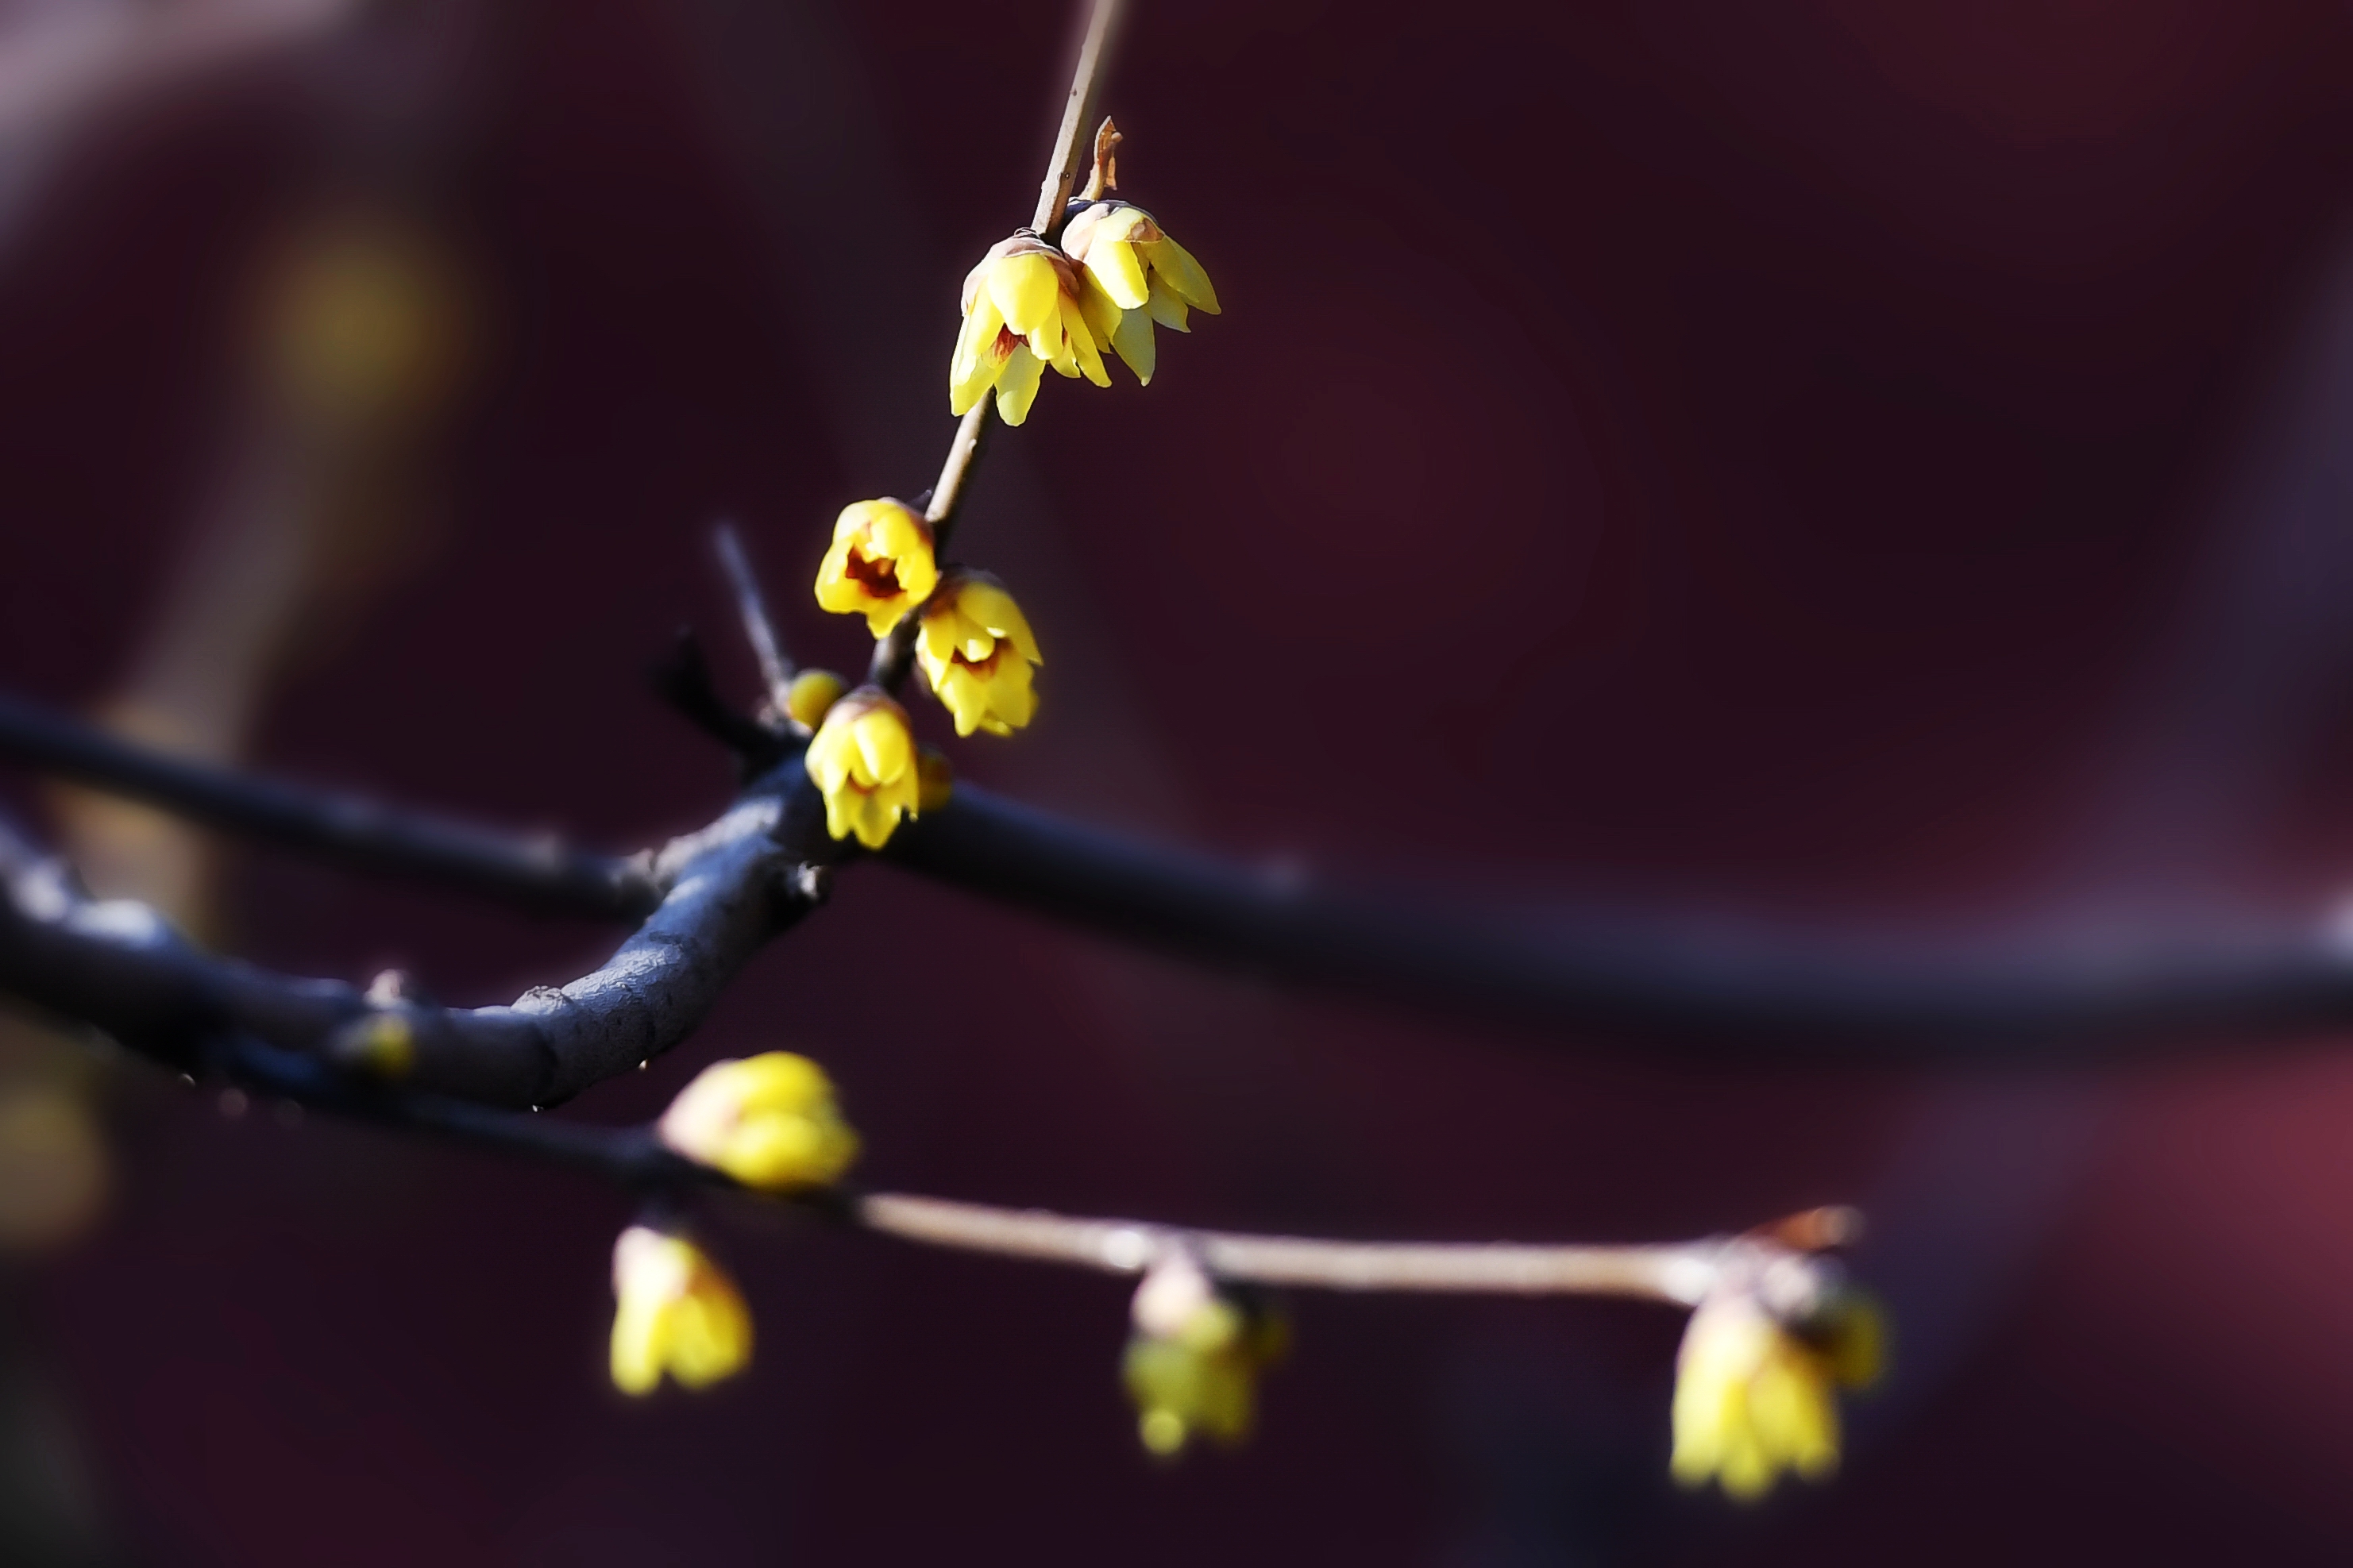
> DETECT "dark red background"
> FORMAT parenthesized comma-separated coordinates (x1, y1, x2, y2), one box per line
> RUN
(10, 0, 2353, 1561)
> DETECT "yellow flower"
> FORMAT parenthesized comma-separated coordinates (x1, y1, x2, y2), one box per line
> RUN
(1121, 1253, 1286, 1457)
(804, 687, 921, 849)
(814, 500, 939, 637)
(783, 668, 847, 730)
(950, 233, 1109, 426)
(916, 745, 955, 812)
(1670, 1280, 1884, 1501)
(609, 1226, 753, 1395)
(1060, 200, 1219, 386)
(916, 571, 1043, 738)
(658, 1050, 858, 1191)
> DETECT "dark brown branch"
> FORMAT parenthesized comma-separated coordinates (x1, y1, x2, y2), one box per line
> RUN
(884, 782, 2353, 1059)
(0, 753, 835, 1106)
(13, 695, 2353, 1061)
(0, 692, 659, 920)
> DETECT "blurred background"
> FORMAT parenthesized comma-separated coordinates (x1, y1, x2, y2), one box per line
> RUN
(5, 0, 2353, 1561)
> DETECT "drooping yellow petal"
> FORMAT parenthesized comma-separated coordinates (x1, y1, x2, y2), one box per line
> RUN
(1147, 277, 1190, 333)
(1147, 234, 1219, 313)
(989, 250, 1062, 337)
(994, 343, 1047, 425)
(1077, 274, 1124, 346)
(1109, 303, 1156, 384)
(1064, 297, 1110, 387)
(1089, 239, 1151, 310)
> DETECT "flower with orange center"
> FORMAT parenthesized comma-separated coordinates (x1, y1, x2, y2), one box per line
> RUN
(804, 686, 922, 849)
(1061, 199, 1219, 386)
(916, 570, 1043, 738)
(608, 1226, 753, 1395)
(814, 499, 939, 637)
(949, 233, 1109, 426)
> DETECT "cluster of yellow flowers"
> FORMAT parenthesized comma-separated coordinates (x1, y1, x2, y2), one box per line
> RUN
(1669, 1262, 1885, 1501)
(796, 156, 1214, 853)
(952, 197, 1217, 426)
(607, 1051, 858, 1396)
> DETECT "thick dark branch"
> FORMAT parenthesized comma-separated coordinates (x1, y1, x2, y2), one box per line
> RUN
(0, 754, 834, 1106)
(885, 783, 2353, 1059)
(0, 692, 659, 919)
(15, 695, 2353, 1061)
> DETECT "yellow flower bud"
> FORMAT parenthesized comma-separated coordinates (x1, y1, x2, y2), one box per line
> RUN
(950, 233, 1109, 426)
(916, 745, 955, 812)
(814, 500, 939, 638)
(1669, 1275, 1884, 1501)
(1121, 1253, 1286, 1457)
(330, 1011, 415, 1079)
(916, 571, 1043, 738)
(609, 1226, 752, 1395)
(658, 1051, 858, 1191)
(1061, 200, 1219, 387)
(784, 668, 847, 730)
(804, 687, 922, 849)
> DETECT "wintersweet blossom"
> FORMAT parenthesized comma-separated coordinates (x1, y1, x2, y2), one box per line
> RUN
(609, 1227, 753, 1395)
(1060, 199, 1218, 385)
(916, 571, 1043, 738)
(658, 1051, 858, 1192)
(804, 687, 921, 849)
(783, 668, 847, 730)
(949, 233, 1108, 426)
(1121, 1250, 1286, 1457)
(1670, 1267, 1884, 1501)
(813, 499, 938, 637)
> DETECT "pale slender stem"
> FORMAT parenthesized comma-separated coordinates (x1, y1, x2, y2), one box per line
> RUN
(1029, 0, 1124, 237)
(884, 0, 1126, 688)
(713, 522, 793, 710)
(854, 1192, 1726, 1304)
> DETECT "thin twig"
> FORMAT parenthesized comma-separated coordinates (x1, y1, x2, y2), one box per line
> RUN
(0, 692, 659, 920)
(201, 1030, 1756, 1308)
(854, 1192, 1722, 1302)
(1030, 0, 1125, 237)
(713, 522, 795, 713)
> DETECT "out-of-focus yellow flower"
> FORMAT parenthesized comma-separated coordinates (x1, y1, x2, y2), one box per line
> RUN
(330, 1011, 415, 1079)
(658, 1051, 858, 1191)
(804, 687, 921, 849)
(609, 1226, 753, 1396)
(814, 500, 939, 637)
(951, 233, 1109, 426)
(1670, 1277, 1884, 1501)
(916, 571, 1043, 738)
(1061, 200, 1219, 386)
(784, 668, 847, 730)
(916, 745, 955, 811)
(1121, 1252, 1286, 1457)
(0, 1077, 108, 1251)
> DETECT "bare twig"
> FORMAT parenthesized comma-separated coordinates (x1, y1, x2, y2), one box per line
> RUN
(650, 629, 794, 769)
(854, 1192, 1722, 1301)
(713, 522, 795, 714)
(208, 1031, 1769, 1309)
(0, 692, 658, 920)
(1029, 0, 1125, 237)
